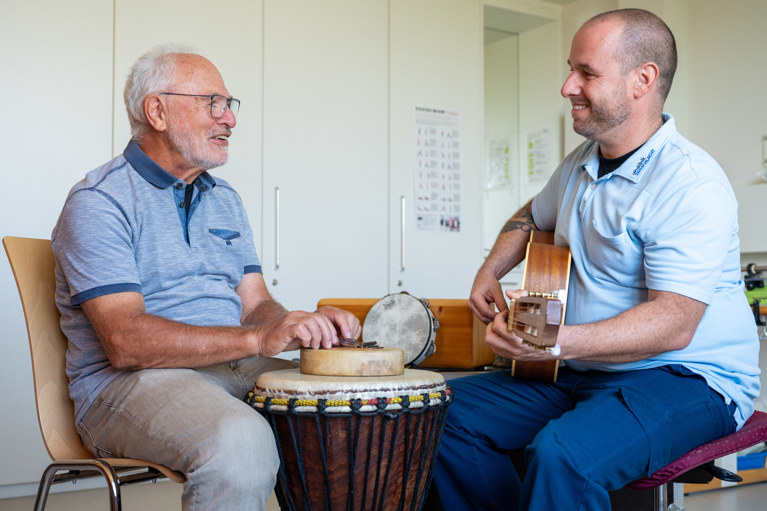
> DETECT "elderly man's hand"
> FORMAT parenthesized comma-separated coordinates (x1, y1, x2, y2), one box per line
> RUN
(256, 306, 361, 357)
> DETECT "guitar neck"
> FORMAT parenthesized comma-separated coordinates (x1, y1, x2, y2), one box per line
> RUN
(509, 231, 571, 382)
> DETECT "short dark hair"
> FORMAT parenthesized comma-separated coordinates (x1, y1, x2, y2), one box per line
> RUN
(588, 8, 677, 102)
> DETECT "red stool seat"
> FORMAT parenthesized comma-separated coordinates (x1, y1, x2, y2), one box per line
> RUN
(628, 410, 767, 490)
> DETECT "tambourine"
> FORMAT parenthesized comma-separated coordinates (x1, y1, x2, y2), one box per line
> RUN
(362, 292, 439, 366)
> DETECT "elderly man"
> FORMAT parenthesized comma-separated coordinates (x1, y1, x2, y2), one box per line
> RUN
(52, 46, 361, 511)
(431, 9, 760, 511)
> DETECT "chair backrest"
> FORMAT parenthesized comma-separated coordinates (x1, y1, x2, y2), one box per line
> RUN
(3, 236, 93, 461)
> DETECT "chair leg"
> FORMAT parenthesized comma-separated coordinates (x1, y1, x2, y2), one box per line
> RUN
(653, 484, 667, 511)
(669, 482, 685, 511)
(652, 483, 685, 511)
(33, 464, 59, 511)
(33, 460, 123, 511)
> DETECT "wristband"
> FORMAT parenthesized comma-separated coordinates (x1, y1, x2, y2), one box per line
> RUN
(544, 343, 561, 357)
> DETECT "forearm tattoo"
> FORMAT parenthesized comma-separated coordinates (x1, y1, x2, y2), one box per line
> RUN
(500, 202, 535, 234)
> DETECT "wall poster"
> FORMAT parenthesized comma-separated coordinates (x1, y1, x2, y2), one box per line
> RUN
(414, 105, 462, 232)
(526, 127, 552, 182)
(487, 137, 511, 189)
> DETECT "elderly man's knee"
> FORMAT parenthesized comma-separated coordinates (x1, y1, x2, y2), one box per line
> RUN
(195, 408, 280, 487)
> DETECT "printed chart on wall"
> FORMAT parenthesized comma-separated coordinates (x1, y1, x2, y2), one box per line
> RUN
(526, 127, 552, 182)
(414, 105, 462, 233)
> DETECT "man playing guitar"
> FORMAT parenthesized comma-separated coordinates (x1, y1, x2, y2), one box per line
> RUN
(430, 8, 760, 511)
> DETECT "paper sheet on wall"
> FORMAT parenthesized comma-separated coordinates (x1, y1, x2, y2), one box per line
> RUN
(526, 128, 551, 182)
(487, 137, 511, 189)
(414, 106, 462, 232)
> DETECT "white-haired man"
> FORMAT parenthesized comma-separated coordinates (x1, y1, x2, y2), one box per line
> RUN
(52, 47, 360, 510)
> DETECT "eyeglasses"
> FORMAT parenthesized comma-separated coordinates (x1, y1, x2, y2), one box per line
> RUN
(159, 92, 240, 119)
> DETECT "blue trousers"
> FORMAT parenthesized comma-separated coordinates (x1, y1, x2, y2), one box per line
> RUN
(432, 366, 736, 511)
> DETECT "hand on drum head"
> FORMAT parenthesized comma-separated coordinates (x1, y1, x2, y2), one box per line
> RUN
(315, 305, 362, 343)
(258, 307, 361, 356)
(468, 269, 508, 324)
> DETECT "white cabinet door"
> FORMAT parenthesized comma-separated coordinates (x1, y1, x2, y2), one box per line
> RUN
(389, 0, 484, 299)
(262, 1, 389, 312)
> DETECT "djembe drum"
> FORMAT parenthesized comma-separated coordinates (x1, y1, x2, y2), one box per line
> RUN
(247, 349, 451, 511)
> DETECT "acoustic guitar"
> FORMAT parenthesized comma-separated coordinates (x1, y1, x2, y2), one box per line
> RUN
(507, 231, 571, 382)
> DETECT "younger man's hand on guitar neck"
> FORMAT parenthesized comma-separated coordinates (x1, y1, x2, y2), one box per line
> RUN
(469, 200, 537, 323)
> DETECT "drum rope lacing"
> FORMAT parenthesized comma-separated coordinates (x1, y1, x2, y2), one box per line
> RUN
(246, 390, 451, 409)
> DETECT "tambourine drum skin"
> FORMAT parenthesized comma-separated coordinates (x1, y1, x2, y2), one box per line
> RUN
(247, 369, 452, 511)
(362, 293, 439, 366)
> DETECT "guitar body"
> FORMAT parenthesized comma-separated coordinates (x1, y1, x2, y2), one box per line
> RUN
(510, 231, 571, 383)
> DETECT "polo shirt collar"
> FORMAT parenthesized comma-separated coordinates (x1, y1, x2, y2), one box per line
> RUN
(581, 113, 675, 184)
(123, 140, 217, 190)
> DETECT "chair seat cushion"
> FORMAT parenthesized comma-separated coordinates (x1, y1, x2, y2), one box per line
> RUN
(628, 410, 767, 490)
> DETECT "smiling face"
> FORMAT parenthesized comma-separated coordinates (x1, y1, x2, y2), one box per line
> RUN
(163, 54, 236, 172)
(561, 19, 636, 151)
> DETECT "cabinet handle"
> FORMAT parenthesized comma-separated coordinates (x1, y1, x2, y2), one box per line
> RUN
(400, 195, 406, 272)
(274, 187, 280, 270)
(763, 134, 767, 167)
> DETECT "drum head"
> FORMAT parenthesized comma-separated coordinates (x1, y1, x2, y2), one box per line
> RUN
(300, 347, 405, 377)
(253, 368, 448, 413)
(362, 293, 436, 365)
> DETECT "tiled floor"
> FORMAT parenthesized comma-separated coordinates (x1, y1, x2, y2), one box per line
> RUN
(685, 481, 767, 510)
(1, 481, 765, 510)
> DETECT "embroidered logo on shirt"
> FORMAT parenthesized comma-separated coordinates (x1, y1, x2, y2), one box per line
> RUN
(633, 149, 655, 176)
(209, 229, 241, 245)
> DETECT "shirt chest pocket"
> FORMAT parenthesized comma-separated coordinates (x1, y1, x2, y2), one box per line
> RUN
(583, 221, 645, 288)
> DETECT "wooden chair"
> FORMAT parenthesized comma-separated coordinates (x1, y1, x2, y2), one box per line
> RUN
(3, 236, 185, 511)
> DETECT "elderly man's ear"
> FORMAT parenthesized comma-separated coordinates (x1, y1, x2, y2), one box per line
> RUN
(143, 95, 169, 132)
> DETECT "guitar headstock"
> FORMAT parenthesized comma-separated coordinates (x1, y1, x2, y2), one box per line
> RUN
(508, 295, 563, 348)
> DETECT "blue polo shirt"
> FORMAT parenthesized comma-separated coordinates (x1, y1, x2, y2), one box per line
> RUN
(532, 114, 760, 428)
(52, 141, 261, 422)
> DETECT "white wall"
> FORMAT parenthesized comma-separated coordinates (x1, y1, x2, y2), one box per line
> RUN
(0, 0, 115, 488)
(483, 34, 521, 250)
(517, 19, 562, 201)
(686, 0, 767, 188)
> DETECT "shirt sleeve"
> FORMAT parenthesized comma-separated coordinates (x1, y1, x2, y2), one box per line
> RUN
(52, 188, 142, 305)
(640, 177, 737, 304)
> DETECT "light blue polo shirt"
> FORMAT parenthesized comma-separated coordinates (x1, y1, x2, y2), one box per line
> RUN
(532, 114, 760, 428)
(52, 141, 261, 422)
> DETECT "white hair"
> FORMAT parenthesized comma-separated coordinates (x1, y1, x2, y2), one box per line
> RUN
(123, 44, 197, 140)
